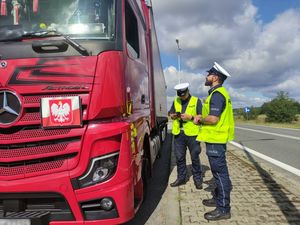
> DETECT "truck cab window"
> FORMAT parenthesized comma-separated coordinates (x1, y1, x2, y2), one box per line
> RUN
(125, 1, 139, 58)
(0, 0, 115, 40)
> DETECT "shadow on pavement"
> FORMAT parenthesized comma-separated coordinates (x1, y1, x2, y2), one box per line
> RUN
(203, 177, 216, 193)
(123, 133, 173, 225)
(239, 141, 300, 224)
(237, 138, 276, 142)
(186, 164, 210, 183)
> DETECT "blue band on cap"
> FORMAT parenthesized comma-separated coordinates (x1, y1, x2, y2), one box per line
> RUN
(207, 67, 223, 76)
(207, 67, 227, 81)
(177, 88, 188, 96)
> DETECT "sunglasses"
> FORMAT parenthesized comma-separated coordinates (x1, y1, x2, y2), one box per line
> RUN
(207, 73, 217, 77)
(177, 89, 187, 96)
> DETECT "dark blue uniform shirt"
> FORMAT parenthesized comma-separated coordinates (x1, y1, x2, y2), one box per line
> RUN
(208, 84, 226, 117)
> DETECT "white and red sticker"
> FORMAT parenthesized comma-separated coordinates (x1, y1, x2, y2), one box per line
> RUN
(41, 96, 82, 128)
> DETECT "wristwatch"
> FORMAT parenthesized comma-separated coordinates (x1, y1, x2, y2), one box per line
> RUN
(200, 118, 205, 125)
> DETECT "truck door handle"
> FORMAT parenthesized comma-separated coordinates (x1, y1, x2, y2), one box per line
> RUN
(32, 40, 68, 53)
(141, 94, 145, 104)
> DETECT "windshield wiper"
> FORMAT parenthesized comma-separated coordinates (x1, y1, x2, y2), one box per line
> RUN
(23, 30, 90, 56)
(0, 25, 23, 42)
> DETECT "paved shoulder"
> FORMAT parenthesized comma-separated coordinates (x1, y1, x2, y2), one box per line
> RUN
(127, 133, 300, 225)
(178, 143, 300, 225)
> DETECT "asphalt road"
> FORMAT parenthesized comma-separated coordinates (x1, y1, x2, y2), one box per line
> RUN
(234, 123, 300, 170)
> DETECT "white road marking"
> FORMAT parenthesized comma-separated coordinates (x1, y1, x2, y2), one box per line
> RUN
(230, 141, 300, 177)
(235, 126, 300, 141)
(237, 124, 300, 131)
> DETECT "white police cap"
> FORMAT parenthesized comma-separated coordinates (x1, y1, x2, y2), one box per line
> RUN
(207, 62, 231, 77)
(174, 82, 189, 91)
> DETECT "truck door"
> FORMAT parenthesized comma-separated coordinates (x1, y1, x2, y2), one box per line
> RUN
(124, 0, 149, 112)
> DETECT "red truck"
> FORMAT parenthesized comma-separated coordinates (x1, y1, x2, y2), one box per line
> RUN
(0, 0, 168, 224)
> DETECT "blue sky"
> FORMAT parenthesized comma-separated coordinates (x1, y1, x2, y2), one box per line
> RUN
(152, 0, 300, 109)
(253, 0, 300, 23)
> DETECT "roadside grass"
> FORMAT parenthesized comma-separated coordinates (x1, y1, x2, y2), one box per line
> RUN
(235, 114, 300, 129)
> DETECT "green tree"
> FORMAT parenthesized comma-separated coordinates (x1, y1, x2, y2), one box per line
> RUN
(265, 91, 298, 123)
(233, 108, 244, 119)
(293, 101, 300, 113)
(260, 102, 269, 114)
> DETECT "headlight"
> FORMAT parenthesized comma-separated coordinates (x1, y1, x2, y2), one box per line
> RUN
(74, 152, 119, 189)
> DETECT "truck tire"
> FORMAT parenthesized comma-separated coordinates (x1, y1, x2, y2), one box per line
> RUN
(142, 156, 150, 200)
(160, 124, 167, 143)
(157, 124, 167, 159)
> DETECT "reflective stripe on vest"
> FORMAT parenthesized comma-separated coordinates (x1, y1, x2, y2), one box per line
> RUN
(172, 96, 200, 136)
(196, 87, 234, 143)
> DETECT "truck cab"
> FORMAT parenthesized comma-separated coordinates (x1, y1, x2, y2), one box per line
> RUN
(0, 0, 167, 224)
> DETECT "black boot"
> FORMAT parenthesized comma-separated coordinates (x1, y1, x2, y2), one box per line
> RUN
(202, 198, 216, 207)
(194, 182, 203, 190)
(170, 179, 186, 187)
(204, 208, 231, 221)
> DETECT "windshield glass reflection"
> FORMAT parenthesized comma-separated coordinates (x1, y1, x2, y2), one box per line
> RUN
(0, 0, 115, 39)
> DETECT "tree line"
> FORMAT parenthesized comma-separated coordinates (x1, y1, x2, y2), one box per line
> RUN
(234, 91, 300, 123)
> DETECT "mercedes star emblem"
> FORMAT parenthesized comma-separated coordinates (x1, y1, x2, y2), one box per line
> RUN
(0, 61, 7, 68)
(0, 90, 22, 125)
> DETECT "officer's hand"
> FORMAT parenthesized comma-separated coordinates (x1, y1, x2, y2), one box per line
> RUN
(194, 115, 202, 124)
(169, 113, 178, 120)
(180, 113, 190, 121)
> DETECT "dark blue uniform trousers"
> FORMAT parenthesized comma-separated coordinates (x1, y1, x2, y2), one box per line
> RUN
(174, 131, 202, 183)
(206, 143, 232, 213)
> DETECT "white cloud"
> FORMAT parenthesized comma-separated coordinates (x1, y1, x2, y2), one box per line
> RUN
(164, 66, 209, 109)
(152, 0, 260, 68)
(227, 87, 269, 108)
(226, 9, 300, 89)
(164, 66, 269, 109)
(151, 0, 300, 107)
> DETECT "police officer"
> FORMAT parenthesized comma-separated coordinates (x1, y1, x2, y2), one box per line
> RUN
(169, 82, 203, 189)
(194, 62, 234, 221)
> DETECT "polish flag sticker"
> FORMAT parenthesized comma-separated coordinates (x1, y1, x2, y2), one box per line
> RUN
(41, 96, 82, 128)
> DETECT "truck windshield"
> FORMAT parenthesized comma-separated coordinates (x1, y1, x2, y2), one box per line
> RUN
(0, 0, 115, 40)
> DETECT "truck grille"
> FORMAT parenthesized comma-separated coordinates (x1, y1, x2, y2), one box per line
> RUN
(0, 93, 89, 180)
(19, 112, 40, 122)
(0, 160, 64, 176)
(0, 127, 71, 141)
(24, 94, 86, 104)
(0, 142, 69, 158)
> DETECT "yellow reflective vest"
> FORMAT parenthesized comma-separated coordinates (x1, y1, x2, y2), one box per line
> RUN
(196, 87, 234, 143)
(172, 96, 200, 136)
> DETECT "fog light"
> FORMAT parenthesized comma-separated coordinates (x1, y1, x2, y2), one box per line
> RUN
(100, 198, 114, 211)
(80, 198, 118, 220)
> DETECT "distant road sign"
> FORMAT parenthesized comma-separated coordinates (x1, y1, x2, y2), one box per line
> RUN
(244, 107, 251, 113)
